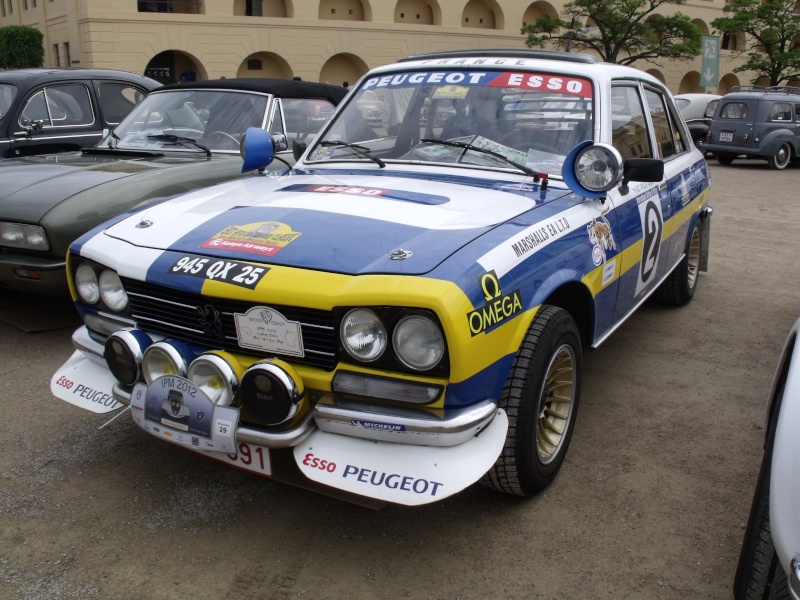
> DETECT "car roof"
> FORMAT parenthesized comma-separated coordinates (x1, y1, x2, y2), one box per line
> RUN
(721, 86, 800, 102)
(0, 68, 160, 89)
(157, 78, 349, 105)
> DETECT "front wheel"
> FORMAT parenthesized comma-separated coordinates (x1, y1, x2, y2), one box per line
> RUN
(656, 222, 701, 306)
(482, 305, 582, 496)
(768, 142, 792, 170)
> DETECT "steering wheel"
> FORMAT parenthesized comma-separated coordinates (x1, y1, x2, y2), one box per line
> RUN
(205, 130, 241, 149)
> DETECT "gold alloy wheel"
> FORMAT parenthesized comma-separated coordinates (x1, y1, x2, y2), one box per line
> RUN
(687, 226, 701, 289)
(536, 343, 576, 464)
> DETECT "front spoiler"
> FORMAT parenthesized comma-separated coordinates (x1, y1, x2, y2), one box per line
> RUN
(51, 344, 509, 506)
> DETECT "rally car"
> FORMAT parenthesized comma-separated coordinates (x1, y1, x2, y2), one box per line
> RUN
(52, 49, 712, 507)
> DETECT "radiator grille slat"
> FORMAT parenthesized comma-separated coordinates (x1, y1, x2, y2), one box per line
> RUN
(122, 278, 337, 370)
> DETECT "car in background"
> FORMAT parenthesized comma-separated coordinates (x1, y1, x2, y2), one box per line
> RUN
(735, 316, 800, 599)
(0, 78, 347, 295)
(675, 93, 721, 152)
(704, 86, 800, 169)
(0, 68, 161, 158)
(51, 49, 712, 507)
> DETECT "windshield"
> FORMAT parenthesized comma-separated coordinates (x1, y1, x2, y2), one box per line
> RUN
(0, 83, 17, 120)
(308, 69, 594, 177)
(106, 89, 269, 152)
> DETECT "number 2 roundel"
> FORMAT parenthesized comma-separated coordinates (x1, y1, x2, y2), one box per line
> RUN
(636, 199, 664, 296)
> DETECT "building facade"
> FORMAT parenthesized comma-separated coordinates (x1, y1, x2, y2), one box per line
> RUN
(0, 0, 755, 93)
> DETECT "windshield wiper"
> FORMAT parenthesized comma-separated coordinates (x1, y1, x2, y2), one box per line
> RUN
(147, 134, 211, 158)
(420, 138, 539, 180)
(318, 140, 385, 168)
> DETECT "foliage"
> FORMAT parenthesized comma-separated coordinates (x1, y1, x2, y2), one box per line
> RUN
(711, 0, 800, 86)
(522, 0, 702, 66)
(0, 25, 45, 70)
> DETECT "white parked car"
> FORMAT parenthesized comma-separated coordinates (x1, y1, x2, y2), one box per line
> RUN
(51, 49, 712, 507)
(735, 317, 800, 599)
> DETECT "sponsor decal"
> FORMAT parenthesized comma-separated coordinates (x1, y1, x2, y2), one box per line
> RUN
(510, 217, 570, 259)
(234, 306, 305, 357)
(169, 254, 269, 290)
(302, 452, 338, 473)
(466, 271, 523, 336)
(341, 465, 444, 497)
(361, 71, 592, 99)
(200, 221, 301, 257)
(308, 185, 388, 197)
(602, 259, 617, 288)
(351, 419, 406, 432)
(586, 208, 616, 265)
(54, 377, 118, 408)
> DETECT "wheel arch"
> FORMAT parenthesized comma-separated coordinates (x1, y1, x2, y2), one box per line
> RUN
(759, 130, 798, 157)
(538, 278, 594, 349)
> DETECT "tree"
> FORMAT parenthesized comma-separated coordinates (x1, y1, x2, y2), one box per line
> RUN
(711, 0, 800, 86)
(0, 25, 45, 70)
(522, 0, 702, 66)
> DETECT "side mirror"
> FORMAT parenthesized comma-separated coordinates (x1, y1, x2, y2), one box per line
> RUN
(272, 133, 288, 153)
(240, 127, 275, 173)
(292, 140, 307, 161)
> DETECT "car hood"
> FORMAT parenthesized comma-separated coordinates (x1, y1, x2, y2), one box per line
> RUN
(102, 171, 574, 276)
(0, 151, 225, 222)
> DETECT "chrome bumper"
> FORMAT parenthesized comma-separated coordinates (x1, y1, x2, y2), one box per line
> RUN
(75, 324, 497, 449)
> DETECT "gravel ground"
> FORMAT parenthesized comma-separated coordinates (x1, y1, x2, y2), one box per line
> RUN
(1, 161, 799, 599)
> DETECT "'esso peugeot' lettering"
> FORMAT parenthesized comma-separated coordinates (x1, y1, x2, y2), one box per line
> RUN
(341, 465, 444, 497)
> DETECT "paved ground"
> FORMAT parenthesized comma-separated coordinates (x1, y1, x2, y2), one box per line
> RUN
(1, 161, 799, 599)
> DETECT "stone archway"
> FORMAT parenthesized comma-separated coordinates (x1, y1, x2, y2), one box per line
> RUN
(679, 71, 703, 93)
(144, 50, 207, 84)
(394, 0, 440, 25)
(719, 73, 741, 94)
(320, 53, 369, 87)
(236, 52, 292, 78)
(462, 0, 504, 30)
(522, 1, 558, 28)
(645, 69, 666, 85)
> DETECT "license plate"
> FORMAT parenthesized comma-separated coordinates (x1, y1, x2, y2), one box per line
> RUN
(720, 132, 733, 143)
(204, 442, 272, 476)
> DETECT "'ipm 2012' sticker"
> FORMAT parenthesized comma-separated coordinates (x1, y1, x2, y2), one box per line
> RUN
(169, 254, 269, 290)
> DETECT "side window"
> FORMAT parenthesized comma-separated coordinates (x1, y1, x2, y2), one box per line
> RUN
(644, 88, 682, 159)
(770, 102, 792, 121)
(611, 85, 652, 160)
(21, 84, 94, 127)
(720, 102, 748, 119)
(97, 83, 147, 125)
(795, 104, 800, 122)
(282, 98, 336, 141)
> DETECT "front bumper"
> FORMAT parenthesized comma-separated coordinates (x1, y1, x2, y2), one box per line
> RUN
(0, 250, 67, 295)
(52, 326, 508, 505)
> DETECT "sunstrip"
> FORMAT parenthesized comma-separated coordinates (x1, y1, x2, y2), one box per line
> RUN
(278, 183, 450, 205)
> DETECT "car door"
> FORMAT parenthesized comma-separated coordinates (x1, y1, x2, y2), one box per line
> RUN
(607, 81, 696, 326)
(9, 81, 101, 156)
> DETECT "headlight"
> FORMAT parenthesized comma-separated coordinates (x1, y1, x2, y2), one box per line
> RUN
(340, 308, 387, 362)
(75, 263, 100, 304)
(574, 143, 623, 192)
(0, 222, 49, 251)
(104, 329, 152, 386)
(392, 315, 444, 371)
(187, 354, 239, 406)
(98, 269, 129, 311)
(142, 341, 189, 384)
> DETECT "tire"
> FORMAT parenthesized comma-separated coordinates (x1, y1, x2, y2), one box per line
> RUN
(768, 142, 792, 170)
(716, 153, 736, 165)
(482, 305, 582, 496)
(734, 385, 790, 600)
(656, 222, 701, 306)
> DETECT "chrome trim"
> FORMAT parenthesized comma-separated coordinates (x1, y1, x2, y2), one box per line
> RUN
(313, 398, 498, 446)
(699, 206, 713, 272)
(142, 341, 189, 383)
(72, 325, 107, 364)
(188, 353, 239, 407)
(112, 382, 315, 448)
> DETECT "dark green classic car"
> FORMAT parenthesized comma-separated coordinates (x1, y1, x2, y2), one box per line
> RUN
(0, 78, 347, 295)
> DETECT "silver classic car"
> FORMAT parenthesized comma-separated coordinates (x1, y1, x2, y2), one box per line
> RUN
(0, 78, 347, 295)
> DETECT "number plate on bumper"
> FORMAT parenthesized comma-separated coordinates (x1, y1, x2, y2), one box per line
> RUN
(131, 376, 239, 454)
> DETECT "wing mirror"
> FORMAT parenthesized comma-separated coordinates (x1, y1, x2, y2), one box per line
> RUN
(240, 127, 276, 173)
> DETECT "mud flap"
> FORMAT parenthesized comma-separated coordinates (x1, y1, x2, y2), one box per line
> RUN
(51, 350, 122, 413)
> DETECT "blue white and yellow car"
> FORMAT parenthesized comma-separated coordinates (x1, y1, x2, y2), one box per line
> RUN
(51, 49, 712, 508)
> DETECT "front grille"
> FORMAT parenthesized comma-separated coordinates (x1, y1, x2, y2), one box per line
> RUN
(121, 278, 337, 370)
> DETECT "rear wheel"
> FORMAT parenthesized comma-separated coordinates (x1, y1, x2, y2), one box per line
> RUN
(656, 222, 701, 306)
(768, 142, 792, 170)
(716, 153, 736, 165)
(482, 305, 582, 496)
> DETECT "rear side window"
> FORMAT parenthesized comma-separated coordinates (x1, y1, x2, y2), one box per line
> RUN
(769, 102, 792, 121)
(97, 83, 147, 125)
(644, 88, 686, 159)
(20, 84, 95, 127)
(720, 102, 748, 119)
(0, 83, 17, 119)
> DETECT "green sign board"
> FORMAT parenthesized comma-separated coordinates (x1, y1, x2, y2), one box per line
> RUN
(700, 35, 720, 88)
